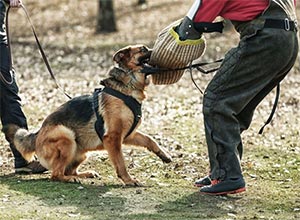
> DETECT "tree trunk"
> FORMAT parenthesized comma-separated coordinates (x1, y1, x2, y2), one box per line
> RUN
(96, 0, 117, 33)
(137, 0, 146, 5)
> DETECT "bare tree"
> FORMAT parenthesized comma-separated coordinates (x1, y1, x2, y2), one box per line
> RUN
(96, 0, 117, 33)
(137, 0, 146, 5)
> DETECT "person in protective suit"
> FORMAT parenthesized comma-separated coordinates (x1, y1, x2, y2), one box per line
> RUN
(0, 0, 46, 174)
(149, 0, 298, 195)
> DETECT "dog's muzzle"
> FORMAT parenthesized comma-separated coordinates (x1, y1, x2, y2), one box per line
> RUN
(138, 50, 152, 66)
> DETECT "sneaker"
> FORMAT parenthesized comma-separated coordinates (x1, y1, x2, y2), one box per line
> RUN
(15, 161, 47, 174)
(194, 175, 211, 187)
(199, 177, 246, 195)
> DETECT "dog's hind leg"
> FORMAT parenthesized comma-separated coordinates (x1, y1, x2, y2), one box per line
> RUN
(65, 153, 100, 179)
(49, 139, 80, 183)
(37, 125, 79, 183)
(103, 132, 141, 186)
(124, 131, 172, 163)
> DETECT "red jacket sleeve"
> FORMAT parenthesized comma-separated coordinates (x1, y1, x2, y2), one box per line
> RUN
(187, 0, 271, 23)
(187, 0, 227, 22)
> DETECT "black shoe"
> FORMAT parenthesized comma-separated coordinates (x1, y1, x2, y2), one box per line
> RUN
(199, 177, 246, 195)
(194, 176, 211, 187)
(15, 161, 47, 174)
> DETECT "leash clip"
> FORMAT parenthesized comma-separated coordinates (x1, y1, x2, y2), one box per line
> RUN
(284, 18, 290, 31)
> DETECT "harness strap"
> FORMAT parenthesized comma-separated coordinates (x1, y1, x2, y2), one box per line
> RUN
(93, 88, 105, 141)
(103, 87, 142, 137)
(92, 87, 142, 140)
(258, 83, 280, 134)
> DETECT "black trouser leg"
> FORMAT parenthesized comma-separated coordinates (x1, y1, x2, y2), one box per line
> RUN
(203, 24, 298, 180)
(0, 45, 28, 168)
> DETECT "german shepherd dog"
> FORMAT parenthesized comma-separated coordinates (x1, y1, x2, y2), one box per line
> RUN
(5, 45, 172, 186)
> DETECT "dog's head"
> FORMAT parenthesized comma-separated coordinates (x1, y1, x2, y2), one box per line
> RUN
(100, 45, 152, 102)
(113, 44, 152, 71)
(102, 45, 152, 91)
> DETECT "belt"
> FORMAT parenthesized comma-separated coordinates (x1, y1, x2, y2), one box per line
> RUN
(264, 18, 297, 32)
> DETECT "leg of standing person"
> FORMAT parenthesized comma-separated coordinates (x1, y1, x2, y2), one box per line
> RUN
(199, 5, 298, 195)
(0, 0, 46, 174)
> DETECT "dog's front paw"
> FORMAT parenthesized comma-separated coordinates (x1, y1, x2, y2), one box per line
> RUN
(159, 152, 172, 163)
(88, 171, 100, 178)
(51, 174, 81, 183)
(68, 177, 82, 184)
(124, 178, 143, 187)
(78, 171, 100, 179)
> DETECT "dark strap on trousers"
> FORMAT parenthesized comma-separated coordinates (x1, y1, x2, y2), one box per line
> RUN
(264, 18, 297, 32)
(259, 83, 280, 134)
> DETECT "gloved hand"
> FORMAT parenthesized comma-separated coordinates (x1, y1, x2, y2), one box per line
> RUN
(9, 0, 22, 7)
(149, 16, 206, 85)
(175, 16, 202, 40)
(3, 0, 21, 6)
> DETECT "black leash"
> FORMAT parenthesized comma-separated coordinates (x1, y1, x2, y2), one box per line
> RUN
(188, 59, 223, 94)
(142, 58, 223, 94)
(141, 58, 223, 76)
(142, 58, 280, 134)
(2, 4, 72, 99)
(189, 66, 204, 94)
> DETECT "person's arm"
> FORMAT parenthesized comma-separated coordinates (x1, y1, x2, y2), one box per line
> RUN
(176, 0, 226, 40)
(187, 0, 227, 22)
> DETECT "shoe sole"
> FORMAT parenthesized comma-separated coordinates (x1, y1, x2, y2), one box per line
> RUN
(15, 168, 33, 174)
(199, 187, 246, 196)
(15, 167, 47, 174)
(194, 183, 210, 187)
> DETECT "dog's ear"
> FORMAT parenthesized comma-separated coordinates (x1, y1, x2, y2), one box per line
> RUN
(113, 48, 131, 64)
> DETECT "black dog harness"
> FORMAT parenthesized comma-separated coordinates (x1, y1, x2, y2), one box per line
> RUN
(92, 87, 142, 141)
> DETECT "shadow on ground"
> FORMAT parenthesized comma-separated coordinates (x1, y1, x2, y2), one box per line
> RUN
(0, 173, 245, 220)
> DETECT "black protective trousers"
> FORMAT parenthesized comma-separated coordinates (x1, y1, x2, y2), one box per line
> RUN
(203, 3, 299, 181)
(0, 0, 28, 168)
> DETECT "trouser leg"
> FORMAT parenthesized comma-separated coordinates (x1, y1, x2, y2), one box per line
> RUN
(203, 26, 298, 180)
(0, 1, 7, 44)
(0, 1, 29, 168)
(0, 44, 28, 168)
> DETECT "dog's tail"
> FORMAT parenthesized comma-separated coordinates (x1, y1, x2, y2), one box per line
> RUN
(2, 124, 38, 162)
(14, 128, 38, 162)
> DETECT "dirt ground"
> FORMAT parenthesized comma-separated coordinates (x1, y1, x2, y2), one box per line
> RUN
(1, 0, 300, 219)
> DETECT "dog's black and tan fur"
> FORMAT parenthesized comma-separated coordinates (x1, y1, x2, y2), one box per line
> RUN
(5, 45, 172, 186)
